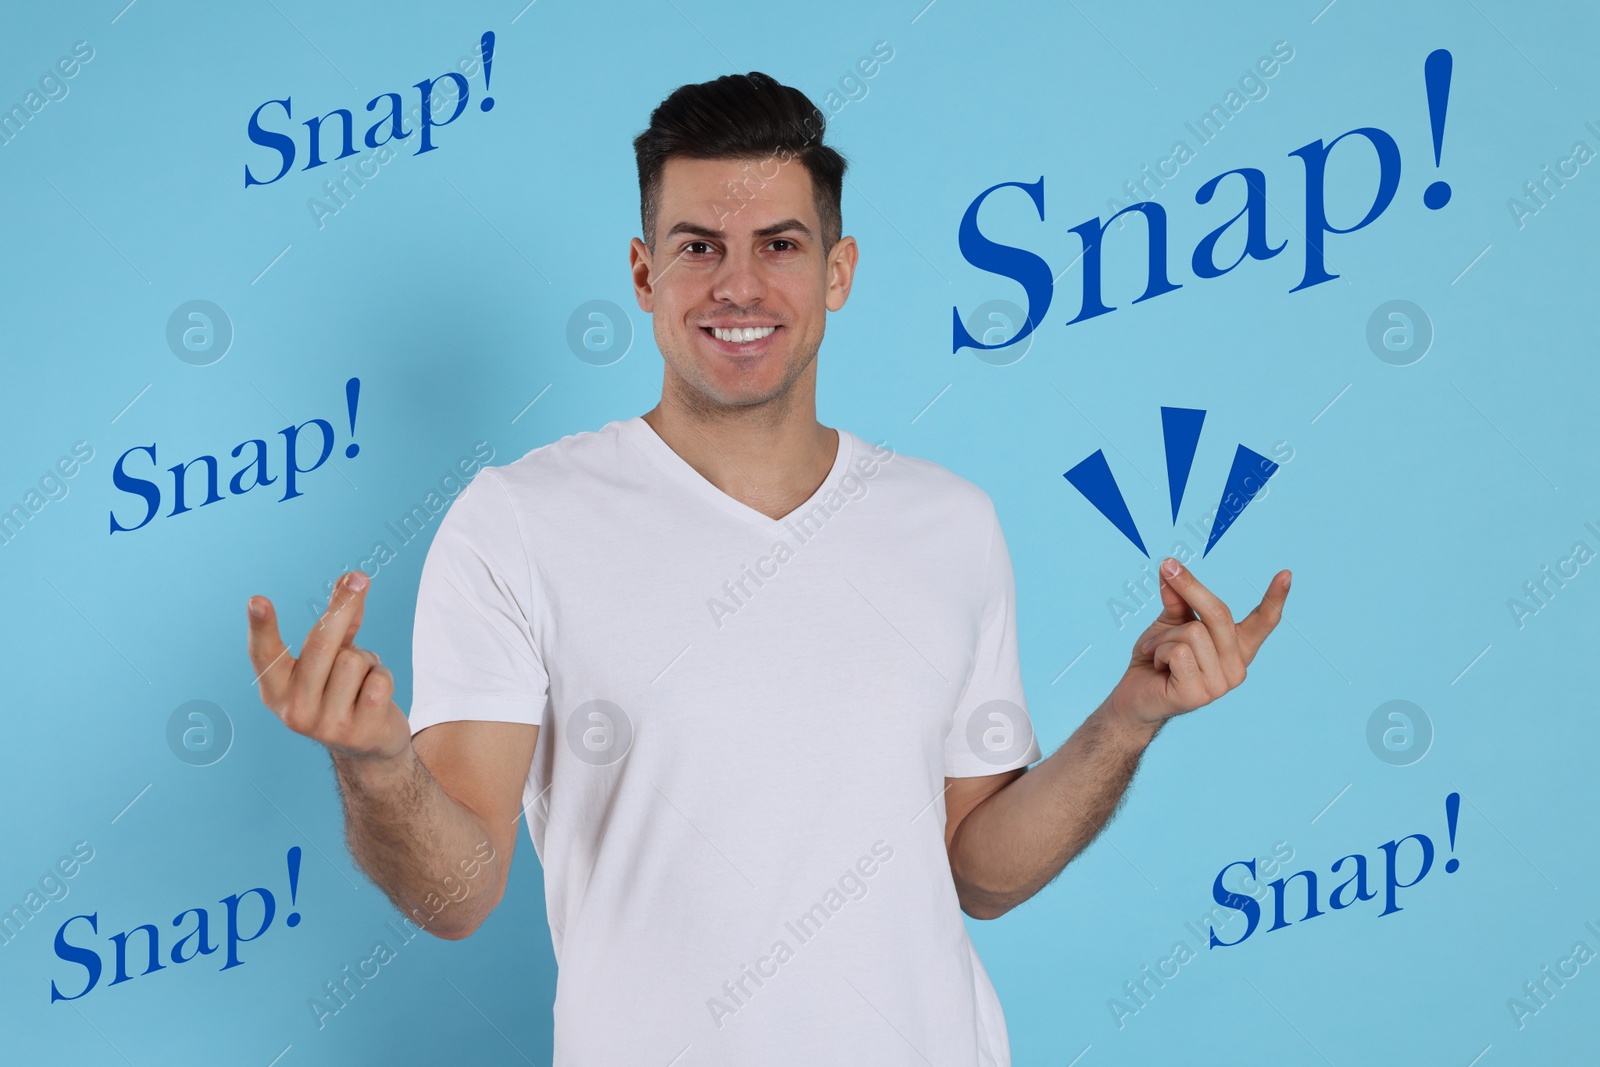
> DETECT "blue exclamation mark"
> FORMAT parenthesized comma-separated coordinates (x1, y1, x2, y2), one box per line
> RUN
(344, 377, 361, 459)
(479, 31, 495, 112)
(286, 846, 302, 926)
(1423, 49, 1452, 210)
(1443, 792, 1460, 873)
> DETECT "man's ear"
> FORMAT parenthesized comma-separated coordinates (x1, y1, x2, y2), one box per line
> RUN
(825, 235, 859, 312)
(629, 236, 654, 313)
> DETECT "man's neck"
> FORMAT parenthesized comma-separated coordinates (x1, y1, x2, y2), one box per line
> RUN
(640, 399, 838, 522)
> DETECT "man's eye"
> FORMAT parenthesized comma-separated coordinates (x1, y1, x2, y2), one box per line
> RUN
(770, 239, 795, 252)
(684, 241, 714, 255)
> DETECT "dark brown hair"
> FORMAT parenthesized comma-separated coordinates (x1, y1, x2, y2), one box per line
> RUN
(633, 72, 847, 252)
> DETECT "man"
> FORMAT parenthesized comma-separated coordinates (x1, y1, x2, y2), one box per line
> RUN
(246, 72, 1290, 1065)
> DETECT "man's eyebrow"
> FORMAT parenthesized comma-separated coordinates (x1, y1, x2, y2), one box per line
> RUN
(662, 218, 815, 241)
(663, 222, 720, 241)
(752, 218, 813, 239)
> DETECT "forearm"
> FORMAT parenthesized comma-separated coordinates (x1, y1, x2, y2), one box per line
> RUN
(949, 699, 1160, 919)
(331, 730, 503, 939)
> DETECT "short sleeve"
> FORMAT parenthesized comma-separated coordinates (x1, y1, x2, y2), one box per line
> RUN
(408, 468, 549, 736)
(943, 501, 1043, 777)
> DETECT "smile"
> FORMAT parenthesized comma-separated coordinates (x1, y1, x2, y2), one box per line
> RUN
(706, 326, 777, 343)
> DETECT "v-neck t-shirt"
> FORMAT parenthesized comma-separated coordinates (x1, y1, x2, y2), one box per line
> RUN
(409, 416, 1043, 1066)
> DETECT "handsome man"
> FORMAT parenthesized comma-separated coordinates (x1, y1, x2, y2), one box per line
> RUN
(247, 72, 1290, 1065)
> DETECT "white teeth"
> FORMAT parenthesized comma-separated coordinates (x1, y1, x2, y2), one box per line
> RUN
(711, 326, 776, 343)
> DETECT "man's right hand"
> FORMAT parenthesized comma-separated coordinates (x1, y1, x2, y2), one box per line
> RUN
(247, 570, 411, 763)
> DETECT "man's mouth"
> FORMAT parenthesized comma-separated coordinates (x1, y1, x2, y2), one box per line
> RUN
(705, 325, 778, 344)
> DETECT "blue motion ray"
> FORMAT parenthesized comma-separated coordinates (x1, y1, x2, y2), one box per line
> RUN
(1160, 406, 1206, 523)
(1203, 445, 1279, 556)
(1064, 450, 1148, 557)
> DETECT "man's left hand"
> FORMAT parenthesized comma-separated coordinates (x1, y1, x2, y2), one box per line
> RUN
(1109, 557, 1291, 733)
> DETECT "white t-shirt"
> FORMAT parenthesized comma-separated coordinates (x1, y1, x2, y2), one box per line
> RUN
(409, 416, 1042, 1066)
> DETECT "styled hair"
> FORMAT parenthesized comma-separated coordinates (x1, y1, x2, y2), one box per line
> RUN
(633, 72, 847, 253)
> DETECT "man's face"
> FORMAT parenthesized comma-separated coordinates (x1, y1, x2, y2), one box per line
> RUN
(630, 155, 857, 413)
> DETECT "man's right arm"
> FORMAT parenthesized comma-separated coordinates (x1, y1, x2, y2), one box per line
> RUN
(246, 570, 537, 939)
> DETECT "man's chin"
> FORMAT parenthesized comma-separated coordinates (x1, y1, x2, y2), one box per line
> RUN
(670, 366, 798, 412)
(658, 339, 816, 413)
(696, 382, 790, 411)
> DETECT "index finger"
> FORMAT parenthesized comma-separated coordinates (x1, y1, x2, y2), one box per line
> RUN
(1161, 559, 1241, 663)
(246, 595, 295, 709)
(1237, 569, 1292, 662)
(293, 571, 371, 705)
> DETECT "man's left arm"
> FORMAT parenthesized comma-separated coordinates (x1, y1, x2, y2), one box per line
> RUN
(945, 557, 1291, 920)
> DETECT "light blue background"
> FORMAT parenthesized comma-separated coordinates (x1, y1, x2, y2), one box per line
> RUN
(2, 1, 1596, 1064)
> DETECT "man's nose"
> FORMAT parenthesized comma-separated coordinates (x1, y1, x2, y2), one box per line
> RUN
(712, 245, 768, 307)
